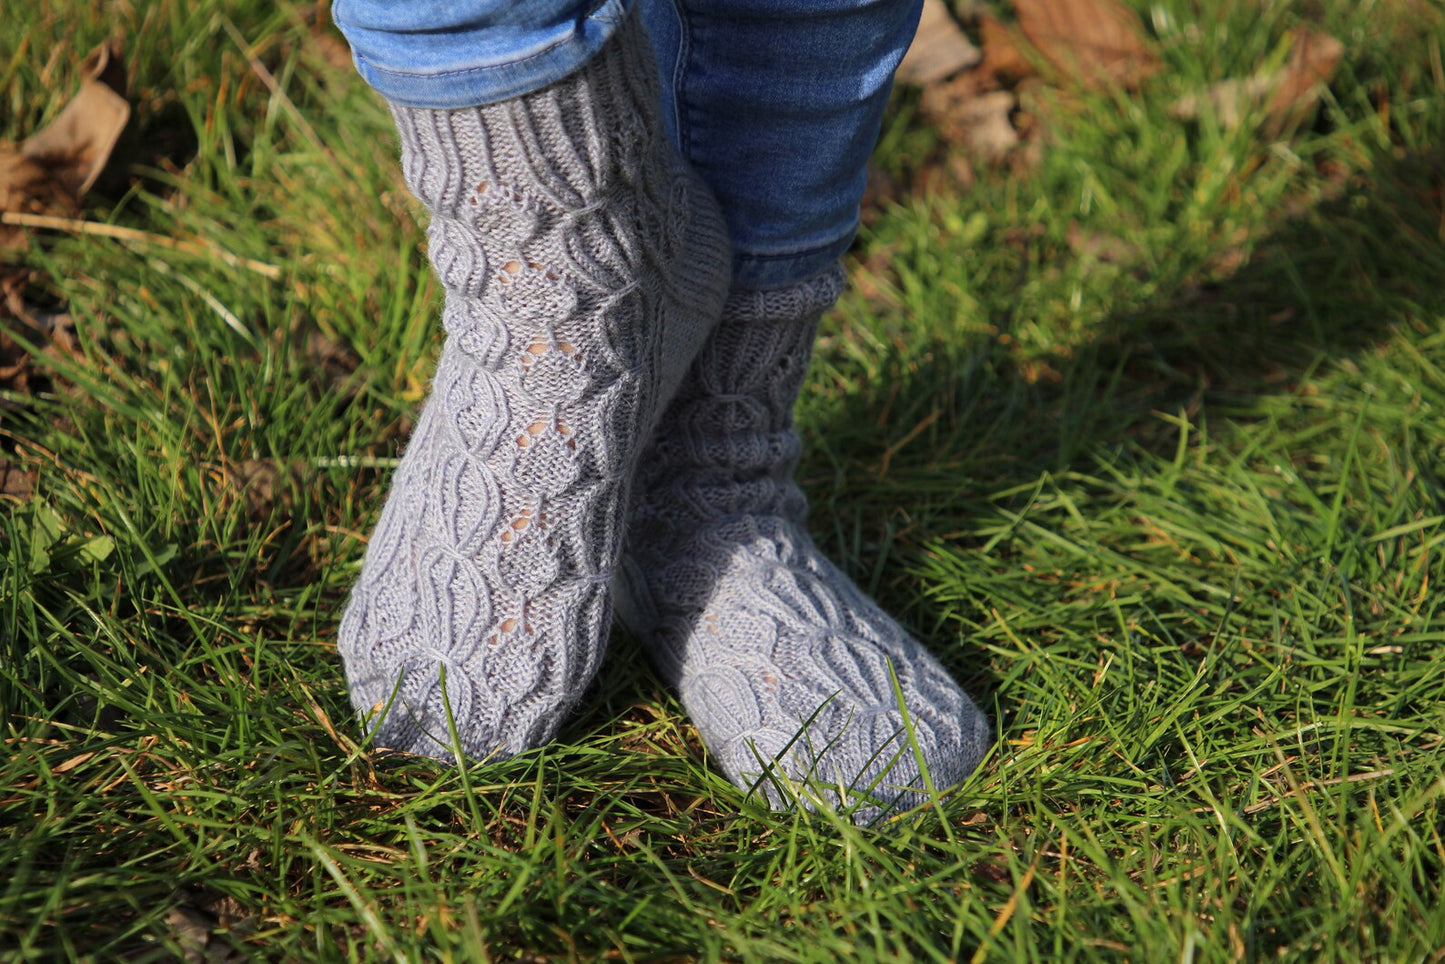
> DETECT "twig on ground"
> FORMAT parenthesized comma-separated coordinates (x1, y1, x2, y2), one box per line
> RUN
(0, 211, 282, 279)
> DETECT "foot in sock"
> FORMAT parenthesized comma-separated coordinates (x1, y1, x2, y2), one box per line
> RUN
(617, 266, 990, 820)
(337, 18, 731, 761)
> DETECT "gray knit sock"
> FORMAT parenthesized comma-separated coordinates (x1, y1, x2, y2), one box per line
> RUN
(617, 266, 990, 820)
(338, 18, 731, 762)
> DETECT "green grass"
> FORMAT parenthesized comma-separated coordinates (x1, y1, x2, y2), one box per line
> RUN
(3, 0, 1444, 960)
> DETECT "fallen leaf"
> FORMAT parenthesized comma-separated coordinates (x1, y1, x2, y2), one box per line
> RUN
(977, 14, 1035, 87)
(1, 44, 129, 404)
(0, 273, 81, 402)
(953, 90, 1021, 162)
(898, 0, 983, 86)
(1262, 29, 1344, 134)
(1, 42, 129, 252)
(1170, 29, 1343, 135)
(0, 153, 78, 250)
(921, 71, 1022, 164)
(1013, 0, 1160, 90)
(19, 42, 130, 197)
(1170, 76, 1261, 128)
(0, 270, 57, 401)
(0, 458, 37, 502)
(163, 902, 244, 964)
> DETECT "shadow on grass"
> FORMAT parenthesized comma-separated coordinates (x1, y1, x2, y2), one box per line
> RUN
(801, 145, 1445, 704)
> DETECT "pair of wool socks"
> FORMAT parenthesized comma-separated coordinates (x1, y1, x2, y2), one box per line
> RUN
(336, 16, 990, 818)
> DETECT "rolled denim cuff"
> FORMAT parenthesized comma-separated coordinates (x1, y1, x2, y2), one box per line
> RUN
(334, 0, 633, 109)
(732, 218, 859, 290)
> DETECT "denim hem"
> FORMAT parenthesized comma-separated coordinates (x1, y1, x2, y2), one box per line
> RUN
(347, 0, 632, 110)
(731, 223, 857, 291)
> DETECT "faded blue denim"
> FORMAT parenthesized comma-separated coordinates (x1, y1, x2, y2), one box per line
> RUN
(331, 0, 923, 289)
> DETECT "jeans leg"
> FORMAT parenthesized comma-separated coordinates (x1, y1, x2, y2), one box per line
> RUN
(639, 0, 924, 288)
(333, 0, 635, 108)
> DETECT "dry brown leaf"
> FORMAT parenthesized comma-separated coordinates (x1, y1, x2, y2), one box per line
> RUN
(0, 459, 37, 502)
(1170, 29, 1343, 135)
(953, 90, 1021, 162)
(898, 0, 983, 86)
(1170, 78, 1261, 129)
(977, 14, 1035, 87)
(920, 66, 1027, 169)
(19, 42, 130, 198)
(1263, 29, 1343, 133)
(1, 269, 44, 399)
(0, 305, 81, 404)
(0, 152, 80, 251)
(1013, 0, 1160, 90)
(163, 902, 244, 964)
(1, 42, 129, 252)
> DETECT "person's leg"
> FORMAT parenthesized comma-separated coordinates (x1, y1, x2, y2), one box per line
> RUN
(619, 0, 991, 818)
(639, 0, 920, 288)
(333, 5, 732, 760)
(333, 0, 630, 108)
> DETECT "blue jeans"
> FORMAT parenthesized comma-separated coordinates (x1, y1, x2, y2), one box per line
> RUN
(331, 0, 923, 289)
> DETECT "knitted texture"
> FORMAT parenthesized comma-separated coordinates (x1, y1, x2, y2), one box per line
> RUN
(617, 266, 990, 820)
(338, 17, 731, 761)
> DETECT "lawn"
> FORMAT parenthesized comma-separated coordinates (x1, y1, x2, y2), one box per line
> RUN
(3, 1, 1444, 961)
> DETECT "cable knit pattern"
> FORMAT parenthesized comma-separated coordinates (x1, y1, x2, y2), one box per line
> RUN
(338, 17, 731, 761)
(617, 266, 990, 820)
